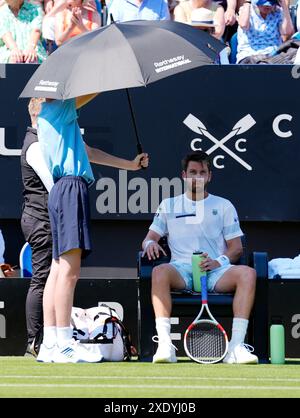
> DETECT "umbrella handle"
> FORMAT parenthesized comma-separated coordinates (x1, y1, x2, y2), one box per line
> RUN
(137, 142, 146, 170)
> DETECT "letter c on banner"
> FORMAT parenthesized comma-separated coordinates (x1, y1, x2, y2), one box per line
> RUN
(190, 138, 202, 151)
(213, 155, 224, 169)
(235, 139, 247, 152)
(272, 114, 293, 138)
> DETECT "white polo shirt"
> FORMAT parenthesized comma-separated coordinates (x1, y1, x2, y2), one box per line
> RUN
(149, 193, 243, 264)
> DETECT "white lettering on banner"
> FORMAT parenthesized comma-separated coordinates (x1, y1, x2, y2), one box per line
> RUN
(291, 314, 300, 339)
(186, 113, 295, 170)
(0, 128, 21, 156)
(235, 138, 247, 152)
(272, 114, 293, 138)
(0, 301, 6, 339)
(213, 155, 225, 169)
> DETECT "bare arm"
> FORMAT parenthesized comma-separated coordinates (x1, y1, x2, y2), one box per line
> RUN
(200, 237, 243, 271)
(225, 0, 237, 26)
(213, 5, 226, 39)
(23, 28, 41, 63)
(2, 31, 24, 62)
(142, 230, 167, 260)
(238, 2, 251, 30)
(85, 143, 149, 170)
(55, 10, 73, 45)
(279, 0, 294, 40)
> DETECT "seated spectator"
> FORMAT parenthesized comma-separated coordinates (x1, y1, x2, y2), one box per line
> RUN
(106, 0, 170, 24)
(0, 229, 15, 278)
(174, 0, 225, 39)
(42, 0, 97, 53)
(0, 0, 47, 63)
(54, 0, 101, 46)
(236, 0, 294, 64)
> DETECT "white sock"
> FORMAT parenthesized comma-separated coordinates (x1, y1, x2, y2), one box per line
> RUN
(229, 318, 249, 350)
(56, 326, 73, 348)
(43, 326, 57, 348)
(155, 317, 171, 344)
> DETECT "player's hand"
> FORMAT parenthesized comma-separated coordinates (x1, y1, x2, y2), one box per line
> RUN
(143, 241, 167, 260)
(199, 253, 220, 271)
(132, 153, 149, 170)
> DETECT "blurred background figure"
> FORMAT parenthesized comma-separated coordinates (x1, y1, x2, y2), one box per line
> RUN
(174, 0, 225, 39)
(21, 98, 53, 357)
(0, 0, 47, 63)
(106, 0, 170, 24)
(237, 0, 294, 64)
(54, 0, 101, 46)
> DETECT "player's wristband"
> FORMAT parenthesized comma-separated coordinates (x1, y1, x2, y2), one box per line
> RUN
(144, 240, 155, 250)
(216, 255, 230, 267)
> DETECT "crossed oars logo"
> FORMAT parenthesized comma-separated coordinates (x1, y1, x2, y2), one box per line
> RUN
(183, 114, 256, 171)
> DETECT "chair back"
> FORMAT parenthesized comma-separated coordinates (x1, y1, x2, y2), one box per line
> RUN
(19, 242, 32, 278)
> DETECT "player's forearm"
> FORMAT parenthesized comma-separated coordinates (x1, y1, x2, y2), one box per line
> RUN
(86, 146, 135, 170)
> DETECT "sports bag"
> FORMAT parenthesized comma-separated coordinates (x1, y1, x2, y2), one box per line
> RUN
(71, 304, 136, 361)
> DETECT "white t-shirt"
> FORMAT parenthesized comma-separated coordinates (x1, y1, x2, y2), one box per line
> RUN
(0, 229, 5, 264)
(149, 193, 243, 264)
(26, 141, 54, 193)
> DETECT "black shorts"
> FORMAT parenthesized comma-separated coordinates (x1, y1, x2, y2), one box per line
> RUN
(48, 176, 92, 260)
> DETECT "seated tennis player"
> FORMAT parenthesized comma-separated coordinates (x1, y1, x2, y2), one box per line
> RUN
(142, 151, 258, 364)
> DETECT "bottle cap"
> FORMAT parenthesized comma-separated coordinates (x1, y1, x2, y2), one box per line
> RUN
(193, 251, 203, 255)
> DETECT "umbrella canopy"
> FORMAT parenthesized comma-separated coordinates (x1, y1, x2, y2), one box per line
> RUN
(20, 20, 225, 100)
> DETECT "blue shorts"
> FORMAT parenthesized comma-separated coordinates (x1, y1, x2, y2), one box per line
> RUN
(48, 176, 92, 260)
(170, 261, 232, 292)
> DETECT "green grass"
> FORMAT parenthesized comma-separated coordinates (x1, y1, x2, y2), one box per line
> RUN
(0, 357, 300, 398)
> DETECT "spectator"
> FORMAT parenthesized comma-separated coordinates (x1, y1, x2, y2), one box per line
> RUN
(21, 98, 54, 357)
(142, 151, 258, 364)
(174, 0, 225, 39)
(106, 0, 170, 24)
(54, 0, 101, 46)
(236, 0, 294, 64)
(0, 0, 47, 63)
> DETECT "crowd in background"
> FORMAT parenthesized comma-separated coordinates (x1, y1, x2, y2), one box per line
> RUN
(0, 0, 299, 64)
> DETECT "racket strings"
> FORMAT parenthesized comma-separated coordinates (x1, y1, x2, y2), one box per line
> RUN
(186, 322, 227, 363)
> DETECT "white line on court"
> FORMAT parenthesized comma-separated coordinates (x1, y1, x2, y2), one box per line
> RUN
(0, 383, 300, 390)
(1, 375, 300, 383)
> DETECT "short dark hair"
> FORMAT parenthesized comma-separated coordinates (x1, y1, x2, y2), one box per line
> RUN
(181, 151, 211, 172)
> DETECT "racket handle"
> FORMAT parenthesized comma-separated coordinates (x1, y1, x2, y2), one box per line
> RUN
(201, 275, 208, 301)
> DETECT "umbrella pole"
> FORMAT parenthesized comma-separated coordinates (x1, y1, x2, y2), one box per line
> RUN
(126, 88, 143, 155)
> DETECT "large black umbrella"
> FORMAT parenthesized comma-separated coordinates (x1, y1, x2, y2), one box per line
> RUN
(20, 20, 225, 151)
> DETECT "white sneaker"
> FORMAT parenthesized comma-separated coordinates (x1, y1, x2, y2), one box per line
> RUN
(36, 344, 56, 363)
(223, 343, 258, 364)
(53, 340, 103, 363)
(152, 336, 177, 363)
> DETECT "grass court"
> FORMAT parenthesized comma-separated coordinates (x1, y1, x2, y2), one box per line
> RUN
(0, 357, 300, 398)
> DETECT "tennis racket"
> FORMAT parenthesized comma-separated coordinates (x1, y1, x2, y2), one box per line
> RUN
(184, 275, 228, 364)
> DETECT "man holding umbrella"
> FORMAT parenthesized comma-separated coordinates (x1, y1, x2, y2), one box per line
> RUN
(36, 95, 148, 363)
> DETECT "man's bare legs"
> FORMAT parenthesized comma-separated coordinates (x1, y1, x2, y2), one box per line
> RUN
(214, 265, 258, 363)
(151, 264, 186, 363)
